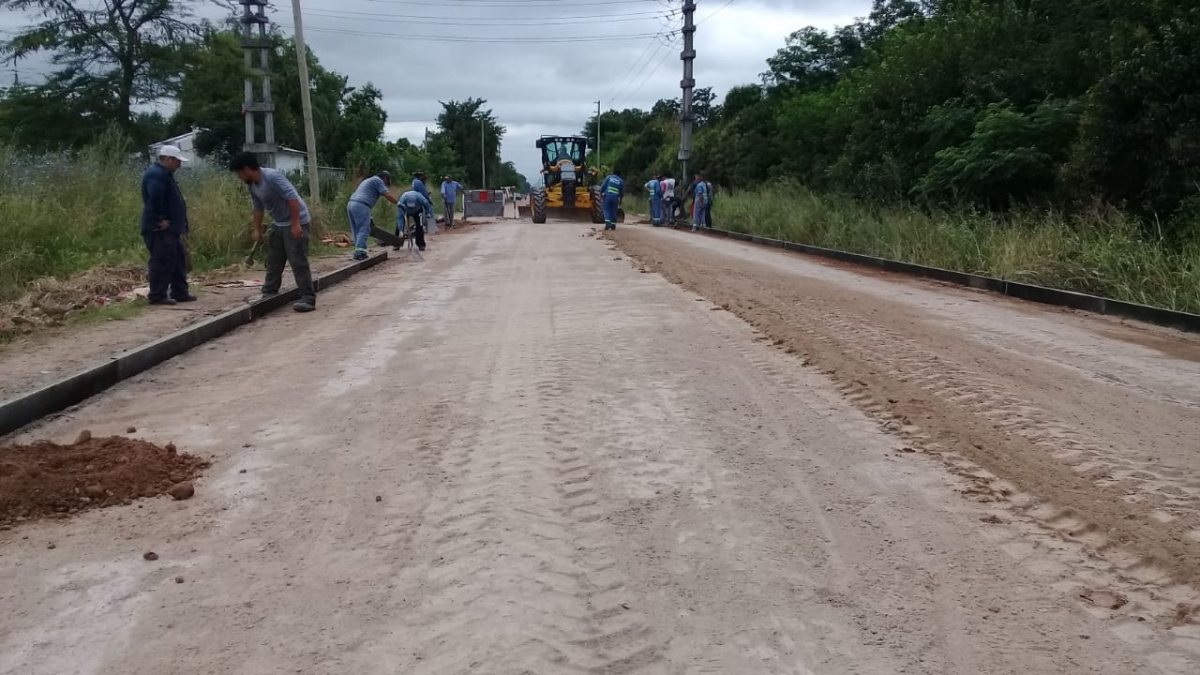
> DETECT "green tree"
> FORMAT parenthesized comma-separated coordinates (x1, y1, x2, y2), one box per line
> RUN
(0, 0, 202, 134)
(434, 98, 504, 188)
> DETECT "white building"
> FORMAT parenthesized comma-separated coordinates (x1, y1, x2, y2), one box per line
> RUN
(147, 131, 345, 180)
(149, 128, 207, 165)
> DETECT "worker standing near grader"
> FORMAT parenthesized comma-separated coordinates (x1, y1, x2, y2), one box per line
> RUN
(644, 174, 664, 226)
(599, 171, 625, 231)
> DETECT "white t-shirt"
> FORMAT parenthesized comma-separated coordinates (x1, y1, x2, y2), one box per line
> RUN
(662, 178, 676, 199)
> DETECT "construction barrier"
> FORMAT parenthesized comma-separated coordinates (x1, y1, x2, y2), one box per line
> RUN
(464, 190, 506, 218)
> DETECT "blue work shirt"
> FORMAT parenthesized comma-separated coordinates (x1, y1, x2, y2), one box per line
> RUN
(350, 176, 390, 208)
(600, 174, 625, 198)
(140, 162, 188, 235)
(440, 180, 463, 203)
(398, 190, 433, 216)
(693, 180, 709, 206)
(644, 179, 661, 197)
(412, 177, 431, 202)
(249, 168, 311, 227)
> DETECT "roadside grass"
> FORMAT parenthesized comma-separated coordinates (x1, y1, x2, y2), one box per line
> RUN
(63, 299, 148, 328)
(710, 184, 1200, 315)
(0, 135, 342, 305)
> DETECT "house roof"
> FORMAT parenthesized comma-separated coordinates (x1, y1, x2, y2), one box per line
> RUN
(149, 128, 208, 147)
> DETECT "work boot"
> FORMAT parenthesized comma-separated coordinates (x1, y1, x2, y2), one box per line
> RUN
(352, 250, 368, 261)
(148, 298, 177, 306)
(292, 300, 315, 313)
(173, 294, 198, 302)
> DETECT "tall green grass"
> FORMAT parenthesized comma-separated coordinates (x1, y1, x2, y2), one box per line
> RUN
(712, 184, 1200, 315)
(0, 134, 340, 303)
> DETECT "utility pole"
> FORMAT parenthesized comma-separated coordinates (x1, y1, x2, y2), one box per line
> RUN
(480, 117, 487, 189)
(240, 0, 276, 167)
(290, 0, 321, 204)
(596, 100, 603, 170)
(678, 0, 697, 183)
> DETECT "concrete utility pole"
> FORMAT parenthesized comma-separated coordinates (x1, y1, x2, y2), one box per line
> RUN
(240, 0, 276, 167)
(480, 117, 486, 189)
(678, 0, 697, 183)
(594, 99, 601, 170)
(290, 0, 321, 204)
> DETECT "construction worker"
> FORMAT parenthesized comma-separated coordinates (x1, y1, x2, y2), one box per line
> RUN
(440, 175, 463, 228)
(661, 173, 677, 226)
(412, 171, 437, 234)
(644, 174, 663, 226)
(347, 170, 398, 261)
(140, 145, 195, 306)
(229, 151, 316, 312)
(691, 172, 709, 233)
(703, 177, 716, 229)
(397, 189, 434, 251)
(599, 171, 624, 230)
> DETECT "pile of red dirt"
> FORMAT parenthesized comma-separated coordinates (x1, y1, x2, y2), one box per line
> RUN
(0, 434, 209, 527)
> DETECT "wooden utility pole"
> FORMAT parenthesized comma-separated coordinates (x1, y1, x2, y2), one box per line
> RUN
(290, 0, 321, 204)
(595, 99, 601, 170)
(678, 0, 697, 182)
(240, 0, 276, 166)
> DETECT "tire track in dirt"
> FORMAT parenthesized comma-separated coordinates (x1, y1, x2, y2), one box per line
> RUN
(395, 230, 666, 674)
(610, 228, 1200, 606)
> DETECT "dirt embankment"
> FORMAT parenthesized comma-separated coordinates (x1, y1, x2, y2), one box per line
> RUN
(611, 227, 1200, 591)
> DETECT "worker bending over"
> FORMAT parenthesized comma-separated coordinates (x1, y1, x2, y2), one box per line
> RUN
(347, 171, 398, 261)
(397, 190, 434, 252)
(599, 171, 625, 231)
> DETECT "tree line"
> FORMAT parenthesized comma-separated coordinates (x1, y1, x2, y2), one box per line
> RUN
(590, 0, 1199, 241)
(0, 0, 526, 189)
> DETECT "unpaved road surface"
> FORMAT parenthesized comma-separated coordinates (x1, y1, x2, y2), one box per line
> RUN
(2, 221, 1199, 674)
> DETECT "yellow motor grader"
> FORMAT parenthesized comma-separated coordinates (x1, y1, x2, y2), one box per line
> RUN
(520, 135, 623, 224)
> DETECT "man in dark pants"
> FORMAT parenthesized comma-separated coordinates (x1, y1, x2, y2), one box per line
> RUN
(228, 152, 317, 313)
(139, 145, 196, 306)
(397, 189, 434, 251)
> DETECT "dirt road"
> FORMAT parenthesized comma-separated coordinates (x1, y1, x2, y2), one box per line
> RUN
(2, 221, 1198, 674)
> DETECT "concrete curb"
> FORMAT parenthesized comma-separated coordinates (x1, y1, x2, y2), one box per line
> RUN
(0, 251, 389, 437)
(699, 228, 1200, 334)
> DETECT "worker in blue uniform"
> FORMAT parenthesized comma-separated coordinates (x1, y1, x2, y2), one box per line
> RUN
(644, 174, 663, 226)
(346, 171, 398, 261)
(691, 172, 709, 232)
(411, 171, 437, 234)
(397, 190, 434, 251)
(599, 171, 625, 230)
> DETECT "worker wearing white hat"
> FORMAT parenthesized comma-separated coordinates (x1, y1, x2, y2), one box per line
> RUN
(139, 145, 195, 305)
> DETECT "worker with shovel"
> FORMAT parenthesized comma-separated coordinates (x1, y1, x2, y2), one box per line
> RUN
(347, 171, 399, 261)
(440, 175, 464, 228)
(229, 151, 317, 313)
(397, 189, 434, 252)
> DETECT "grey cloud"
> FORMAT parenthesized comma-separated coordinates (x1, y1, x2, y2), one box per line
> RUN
(2, 0, 868, 178)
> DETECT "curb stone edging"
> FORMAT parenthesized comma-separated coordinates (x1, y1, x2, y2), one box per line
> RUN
(697, 227, 1200, 334)
(0, 251, 389, 437)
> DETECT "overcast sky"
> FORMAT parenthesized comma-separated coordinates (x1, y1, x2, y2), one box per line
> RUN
(1, 0, 868, 178)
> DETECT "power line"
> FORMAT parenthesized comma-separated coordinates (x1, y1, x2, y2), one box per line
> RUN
(304, 8, 670, 26)
(609, 34, 678, 107)
(297, 25, 669, 43)
(599, 36, 660, 103)
(697, 0, 736, 24)
(613, 37, 678, 108)
(353, 0, 664, 7)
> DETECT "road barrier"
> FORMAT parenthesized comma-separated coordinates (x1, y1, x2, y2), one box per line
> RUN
(464, 190, 506, 218)
(699, 228, 1200, 334)
(0, 251, 389, 437)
